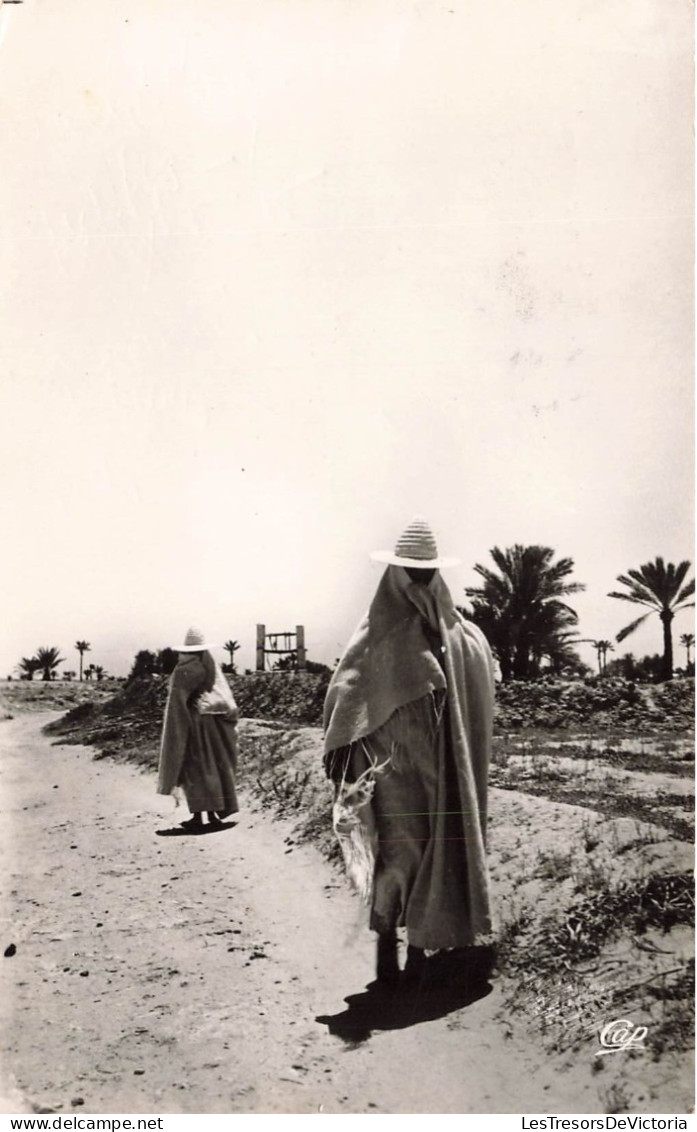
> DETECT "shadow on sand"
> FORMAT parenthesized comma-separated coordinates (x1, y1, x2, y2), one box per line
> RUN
(155, 821, 238, 838)
(316, 949, 494, 1043)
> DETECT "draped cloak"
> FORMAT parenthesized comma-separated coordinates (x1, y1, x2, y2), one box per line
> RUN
(157, 652, 239, 817)
(323, 565, 495, 949)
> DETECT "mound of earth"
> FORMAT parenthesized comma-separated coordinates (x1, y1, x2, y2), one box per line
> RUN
(40, 673, 694, 757)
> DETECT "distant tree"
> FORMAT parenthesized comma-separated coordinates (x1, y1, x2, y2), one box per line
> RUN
(74, 640, 91, 682)
(271, 654, 331, 676)
(465, 545, 585, 681)
(304, 659, 333, 677)
(555, 653, 593, 680)
(127, 650, 159, 682)
(680, 632, 695, 671)
(605, 652, 665, 684)
(16, 656, 41, 681)
(536, 630, 590, 678)
(635, 654, 665, 684)
(125, 648, 177, 681)
(604, 652, 635, 680)
(609, 558, 695, 680)
(63, 670, 77, 681)
(578, 639, 614, 676)
(223, 640, 241, 675)
(526, 611, 586, 678)
(93, 665, 105, 681)
(35, 646, 64, 682)
(156, 648, 178, 676)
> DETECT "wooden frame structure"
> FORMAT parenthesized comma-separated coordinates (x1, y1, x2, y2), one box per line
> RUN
(256, 624, 306, 672)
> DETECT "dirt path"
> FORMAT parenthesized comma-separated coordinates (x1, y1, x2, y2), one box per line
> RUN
(0, 713, 602, 1115)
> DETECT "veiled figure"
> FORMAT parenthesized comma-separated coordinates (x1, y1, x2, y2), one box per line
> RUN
(323, 518, 495, 983)
(157, 628, 239, 833)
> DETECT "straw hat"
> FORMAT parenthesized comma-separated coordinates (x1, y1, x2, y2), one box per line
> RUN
(176, 627, 215, 652)
(370, 516, 460, 569)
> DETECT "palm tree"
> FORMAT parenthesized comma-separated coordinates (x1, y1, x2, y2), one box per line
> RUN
(16, 656, 41, 681)
(578, 638, 615, 676)
(35, 646, 65, 682)
(597, 640, 614, 674)
(465, 545, 585, 681)
(223, 639, 240, 674)
(680, 632, 695, 670)
(609, 558, 695, 681)
(75, 640, 91, 681)
(526, 607, 582, 676)
(533, 628, 589, 677)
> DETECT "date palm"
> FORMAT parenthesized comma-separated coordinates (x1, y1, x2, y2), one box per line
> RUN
(16, 656, 41, 681)
(578, 639, 614, 676)
(609, 558, 694, 681)
(223, 639, 240, 674)
(75, 640, 91, 682)
(466, 545, 585, 681)
(35, 646, 65, 682)
(680, 632, 695, 669)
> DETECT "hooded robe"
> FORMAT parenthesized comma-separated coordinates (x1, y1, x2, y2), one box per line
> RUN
(323, 565, 494, 949)
(157, 651, 239, 817)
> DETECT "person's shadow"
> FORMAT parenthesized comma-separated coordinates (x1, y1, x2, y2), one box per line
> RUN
(155, 821, 238, 837)
(316, 947, 495, 1043)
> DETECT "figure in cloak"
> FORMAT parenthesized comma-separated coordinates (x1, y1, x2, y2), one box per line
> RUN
(157, 627, 239, 833)
(323, 518, 495, 984)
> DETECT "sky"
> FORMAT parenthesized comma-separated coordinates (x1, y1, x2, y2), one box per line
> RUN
(0, 0, 693, 679)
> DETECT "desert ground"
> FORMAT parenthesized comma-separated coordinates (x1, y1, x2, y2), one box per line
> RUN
(0, 678, 693, 1115)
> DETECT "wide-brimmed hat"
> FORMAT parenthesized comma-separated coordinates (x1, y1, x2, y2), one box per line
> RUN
(370, 516, 460, 569)
(176, 627, 215, 652)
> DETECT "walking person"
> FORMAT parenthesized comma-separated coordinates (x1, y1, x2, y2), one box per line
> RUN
(323, 517, 495, 985)
(157, 627, 239, 833)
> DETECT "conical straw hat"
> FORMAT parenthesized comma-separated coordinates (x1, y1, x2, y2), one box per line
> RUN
(176, 627, 217, 652)
(370, 516, 459, 568)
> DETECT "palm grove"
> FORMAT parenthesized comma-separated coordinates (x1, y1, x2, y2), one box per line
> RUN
(15, 642, 105, 683)
(464, 548, 694, 683)
(12, 550, 695, 684)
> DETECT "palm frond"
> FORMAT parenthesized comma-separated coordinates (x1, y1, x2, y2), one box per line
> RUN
(676, 579, 695, 604)
(615, 611, 652, 643)
(607, 590, 657, 607)
(673, 560, 693, 590)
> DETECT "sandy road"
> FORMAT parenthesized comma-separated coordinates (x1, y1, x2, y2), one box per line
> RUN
(0, 713, 596, 1115)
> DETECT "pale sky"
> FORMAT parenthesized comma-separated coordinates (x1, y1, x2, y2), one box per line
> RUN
(0, 0, 693, 678)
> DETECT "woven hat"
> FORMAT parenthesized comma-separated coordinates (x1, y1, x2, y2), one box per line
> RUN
(370, 516, 459, 569)
(176, 627, 215, 652)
